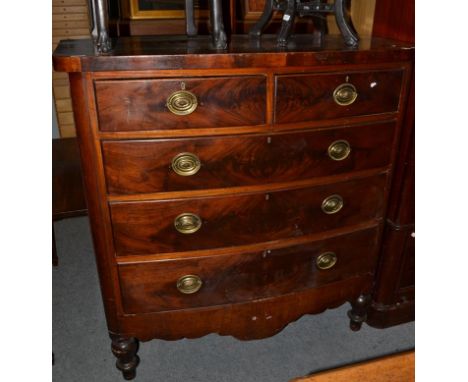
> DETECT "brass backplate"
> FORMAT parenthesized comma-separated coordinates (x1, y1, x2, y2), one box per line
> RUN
(328, 140, 351, 161)
(166, 90, 198, 116)
(321, 194, 344, 214)
(333, 83, 358, 106)
(177, 275, 203, 294)
(316, 252, 338, 270)
(172, 152, 201, 176)
(174, 213, 202, 234)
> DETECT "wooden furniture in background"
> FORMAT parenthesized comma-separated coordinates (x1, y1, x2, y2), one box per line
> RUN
(233, 0, 376, 37)
(53, 34, 413, 379)
(248, 0, 360, 47)
(112, 0, 375, 38)
(291, 350, 415, 382)
(52, 137, 87, 265)
(367, 0, 415, 329)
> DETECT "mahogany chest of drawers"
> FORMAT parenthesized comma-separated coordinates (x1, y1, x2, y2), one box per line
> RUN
(53, 35, 414, 380)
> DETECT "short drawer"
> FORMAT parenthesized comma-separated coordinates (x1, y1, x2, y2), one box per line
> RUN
(110, 174, 387, 256)
(118, 227, 380, 314)
(275, 69, 403, 124)
(95, 76, 267, 132)
(102, 121, 395, 195)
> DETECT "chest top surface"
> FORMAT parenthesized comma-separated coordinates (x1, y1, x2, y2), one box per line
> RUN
(53, 35, 414, 73)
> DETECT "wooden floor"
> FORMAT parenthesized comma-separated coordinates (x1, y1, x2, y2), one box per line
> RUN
(291, 350, 414, 382)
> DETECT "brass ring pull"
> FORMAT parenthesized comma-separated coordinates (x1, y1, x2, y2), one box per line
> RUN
(321, 194, 344, 214)
(166, 90, 198, 115)
(333, 83, 358, 106)
(172, 152, 201, 176)
(177, 275, 203, 294)
(174, 213, 202, 234)
(316, 252, 338, 270)
(328, 140, 351, 161)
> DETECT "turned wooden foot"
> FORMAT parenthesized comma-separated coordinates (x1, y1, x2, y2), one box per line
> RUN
(110, 335, 140, 380)
(348, 294, 371, 331)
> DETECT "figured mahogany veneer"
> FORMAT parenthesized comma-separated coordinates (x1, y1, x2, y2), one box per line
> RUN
(275, 70, 403, 124)
(110, 174, 386, 256)
(118, 275, 374, 341)
(118, 227, 379, 314)
(53, 35, 414, 380)
(102, 122, 395, 195)
(95, 76, 267, 132)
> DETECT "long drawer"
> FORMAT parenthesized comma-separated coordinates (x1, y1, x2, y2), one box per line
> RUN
(110, 174, 387, 256)
(118, 227, 380, 314)
(95, 76, 267, 132)
(102, 122, 395, 195)
(275, 69, 403, 124)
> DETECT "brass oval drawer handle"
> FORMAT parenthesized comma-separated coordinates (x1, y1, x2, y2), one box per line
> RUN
(333, 83, 358, 106)
(177, 275, 203, 294)
(321, 194, 344, 214)
(174, 213, 202, 234)
(328, 140, 351, 161)
(316, 252, 338, 270)
(166, 90, 198, 115)
(172, 152, 201, 176)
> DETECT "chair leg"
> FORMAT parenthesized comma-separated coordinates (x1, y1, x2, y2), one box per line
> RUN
(312, 13, 328, 44)
(210, 0, 227, 49)
(277, 0, 296, 46)
(185, 0, 197, 36)
(335, 0, 359, 46)
(91, 0, 112, 52)
(249, 0, 275, 37)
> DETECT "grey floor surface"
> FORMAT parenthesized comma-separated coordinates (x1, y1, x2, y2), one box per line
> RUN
(53, 217, 414, 382)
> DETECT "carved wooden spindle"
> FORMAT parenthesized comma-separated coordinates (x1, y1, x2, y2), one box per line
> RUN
(348, 294, 371, 331)
(110, 335, 140, 380)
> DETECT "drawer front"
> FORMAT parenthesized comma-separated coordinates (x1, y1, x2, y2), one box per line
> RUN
(275, 69, 403, 124)
(110, 174, 387, 256)
(102, 122, 395, 195)
(95, 76, 267, 132)
(118, 227, 380, 313)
